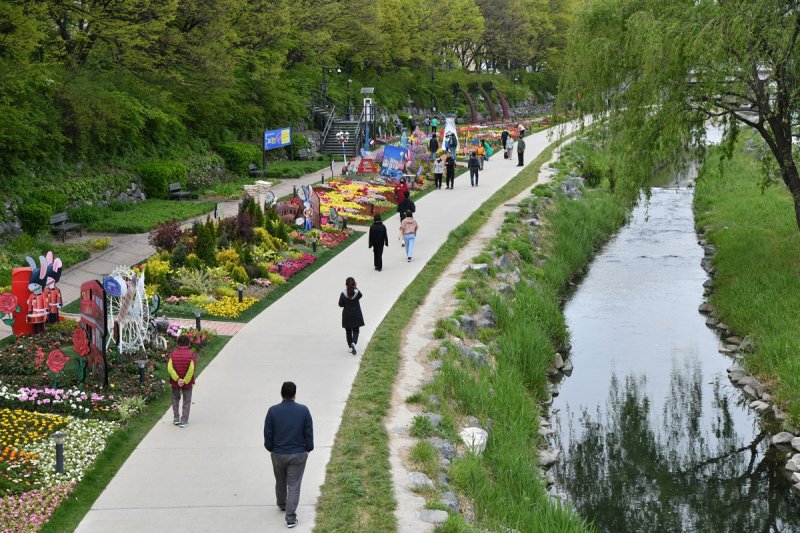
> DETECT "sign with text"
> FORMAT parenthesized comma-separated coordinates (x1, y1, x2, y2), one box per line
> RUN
(264, 127, 292, 151)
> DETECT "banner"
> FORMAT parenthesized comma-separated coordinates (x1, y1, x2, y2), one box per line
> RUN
(380, 145, 406, 179)
(264, 127, 292, 151)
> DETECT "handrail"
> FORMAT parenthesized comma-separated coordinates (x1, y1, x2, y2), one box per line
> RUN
(321, 104, 336, 148)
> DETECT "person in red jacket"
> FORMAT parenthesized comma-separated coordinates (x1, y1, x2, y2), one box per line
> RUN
(393, 178, 409, 204)
(168, 335, 196, 428)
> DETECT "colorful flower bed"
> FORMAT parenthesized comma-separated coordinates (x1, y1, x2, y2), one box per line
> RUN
(0, 317, 215, 531)
(145, 197, 353, 319)
(315, 179, 395, 225)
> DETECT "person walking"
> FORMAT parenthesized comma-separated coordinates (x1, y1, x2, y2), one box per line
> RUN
(338, 277, 364, 354)
(167, 334, 196, 428)
(264, 381, 314, 529)
(505, 136, 515, 160)
(431, 115, 439, 134)
(433, 153, 444, 189)
(397, 190, 416, 220)
(501, 130, 510, 157)
(368, 215, 388, 271)
(394, 178, 409, 204)
(468, 151, 480, 187)
(445, 152, 456, 189)
(428, 133, 439, 156)
(476, 142, 486, 170)
(516, 136, 526, 167)
(400, 211, 419, 262)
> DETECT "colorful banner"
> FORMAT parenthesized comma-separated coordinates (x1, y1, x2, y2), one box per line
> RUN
(264, 127, 292, 151)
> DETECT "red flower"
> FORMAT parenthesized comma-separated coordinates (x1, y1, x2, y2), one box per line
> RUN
(47, 350, 70, 375)
(0, 292, 17, 315)
(72, 327, 90, 356)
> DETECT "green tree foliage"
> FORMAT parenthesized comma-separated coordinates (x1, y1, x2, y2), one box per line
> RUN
(558, 0, 800, 231)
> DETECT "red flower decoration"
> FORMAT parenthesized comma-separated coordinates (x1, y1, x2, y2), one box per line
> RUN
(0, 292, 17, 314)
(72, 326, 90, 356)
(47, 350, 70, 375)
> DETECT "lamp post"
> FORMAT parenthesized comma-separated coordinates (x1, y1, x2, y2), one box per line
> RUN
(237, 284, 244, 303)
(346, 78, 352, 120)
(336, 130, 349, 164)
(193, 308, 202, 331)
(134, 359, 147, 384)
(50, 432, 66, 474)
(321, 65, 342, 98)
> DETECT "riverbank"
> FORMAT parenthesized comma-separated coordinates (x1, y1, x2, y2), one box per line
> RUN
(694, 142, 800, 426)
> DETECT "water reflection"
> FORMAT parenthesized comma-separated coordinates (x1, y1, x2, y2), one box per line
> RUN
(552, 188, 800, 532)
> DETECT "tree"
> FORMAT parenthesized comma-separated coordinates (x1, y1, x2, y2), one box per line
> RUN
(558, 0, 800, 231)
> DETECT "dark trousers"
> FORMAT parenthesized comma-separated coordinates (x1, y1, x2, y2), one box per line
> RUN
(345, 327, 360, 347)
(171, 386, 192, 423)
(434, 173, 442, 188)
(271, 452, 309, 524)
(517, 152, 524, 166)
(446, 173, 454, 188)
(470, 168, 478, 186)
(373, 247, 384, 270)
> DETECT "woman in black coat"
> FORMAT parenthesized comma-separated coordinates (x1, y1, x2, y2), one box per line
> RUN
(339, 277, 364, 355)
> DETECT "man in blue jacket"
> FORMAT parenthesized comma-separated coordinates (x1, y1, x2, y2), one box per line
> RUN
(264, 381, 314, 529)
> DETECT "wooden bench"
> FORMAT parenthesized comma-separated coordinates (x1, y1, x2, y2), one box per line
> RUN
(248, 163, 267, 178)
(168, 182, 193, 200)
(50, 212, 82, 242)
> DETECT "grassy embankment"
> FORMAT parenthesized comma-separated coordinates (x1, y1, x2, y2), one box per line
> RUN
(39, 334, 231, 532)
(694, 143, 800, 424)
(314, 133, 632, 532)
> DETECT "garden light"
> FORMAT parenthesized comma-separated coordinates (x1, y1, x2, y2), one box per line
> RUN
(193, 308, 202, 331)
(311, 239, 317, 252)
(135, 359, 147, 384)
(237, 285, 245, 303)
(50, 432, 66, 474)
(277, 262, 284, 275)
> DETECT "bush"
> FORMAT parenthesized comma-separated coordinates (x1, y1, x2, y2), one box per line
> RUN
(185, 153, 229, 191)
(148, 221, 184, 252)
(68, 206, 101, 224)
(230, 265, 249, 284)
(216, 142, 262, 176)
(31, 189, 68, 214)
(18, 202, 52, 236)
(138, 160, 188, 198)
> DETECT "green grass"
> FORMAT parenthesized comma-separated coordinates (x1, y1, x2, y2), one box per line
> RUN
(82, 200, 216, 233)
(200, 177, 283, 200)
(408, 441, 440, 483)
(264, 158, 336, 178)
(695, 143, 800, 424)
(0, 236, 91, 287)
(314, 132, 580, 533)
(39, 334, 231, 533)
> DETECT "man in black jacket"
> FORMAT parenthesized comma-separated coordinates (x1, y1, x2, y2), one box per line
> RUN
(397, 190, 416, 220)
(368, 214, 389, 271)
(428, 133, 439, 155)
(264, 382, 314, 529)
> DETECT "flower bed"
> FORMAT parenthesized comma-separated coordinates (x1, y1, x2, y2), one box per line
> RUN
(315, 179, 395, 225)
(269, 253, 316, 281)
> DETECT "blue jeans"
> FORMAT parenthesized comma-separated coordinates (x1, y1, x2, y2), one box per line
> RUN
(404, 234, 416, 258)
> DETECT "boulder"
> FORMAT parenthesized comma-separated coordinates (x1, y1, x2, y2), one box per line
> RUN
(742, 385, 758, 399)
(496, 254, 515, 271)
(419, 510, 448, 524)
(475, 305, 496, 329)
(793, 483, 800, 495)
(409, 472, 435, 491)
(561, 360, 574, 376)
(431, 360, 443, 370)
(466, 263, 489, 274)
(698, 302, 714, 314)
(538, 426, 555, 437)
(703, 279, 714, 290)
(726, 336, 743, 345)
(785, 455, 800, 473)
(772, 432, 795, 447)
(465, 416, 480, 427)
(792, 472, 800, 485)
(717, 322, 729, 333)
(739, 337, 755, 352)
(553, 352, 565, 370)
(538, 448, 560, 468)
(422, 413, 443, 428)
(706, 316, 720, 327)
(749, 400, 771, 414)
(792, 437, 800, 453)
(460, 427, 489, 455)
(440, 492, 460, 512)
(428, 437, 456, 460)
(458, 315, 477, 336)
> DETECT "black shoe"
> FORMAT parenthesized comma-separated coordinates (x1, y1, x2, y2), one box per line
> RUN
(287, 518, 297, 528)
(351, 344, 357, 355)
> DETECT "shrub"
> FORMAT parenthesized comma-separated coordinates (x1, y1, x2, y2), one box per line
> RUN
(185, 153, 228, 190)
(148, 221, 184, 252)
(267, 272, 286, 286)
(184, 253, 204, 270)
(215, 248, 240, 269)
(215, 286, 235, 298)
(143, 257, 171, 294)
(193, 220, 217, 266)
(68, 206, 101, 224)
(31, 189, 68, 214)
(18, 202, 52, 236)
(175, 268, 216, 296)
(230, 265, 249, 284)
(138, 160, 188, 198)
(216, 142, 262, 176)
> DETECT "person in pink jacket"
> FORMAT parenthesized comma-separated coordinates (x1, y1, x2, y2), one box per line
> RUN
(168, 335, 197, 428)
(399, 211, 419, 262)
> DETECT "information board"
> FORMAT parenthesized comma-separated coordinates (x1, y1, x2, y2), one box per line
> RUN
(264, 127, 292, 151)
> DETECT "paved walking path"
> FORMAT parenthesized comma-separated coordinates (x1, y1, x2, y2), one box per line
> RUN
(0, 161, 344, 341)
(75, 124, 581, 533)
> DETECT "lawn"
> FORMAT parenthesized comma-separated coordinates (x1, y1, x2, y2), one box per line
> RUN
(263, 158, 336, 179)
(75, 200, 216, 234)
(0, 236, 91, 288)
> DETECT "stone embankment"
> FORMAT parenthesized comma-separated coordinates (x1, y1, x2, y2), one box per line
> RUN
(696, 231, 800, 496)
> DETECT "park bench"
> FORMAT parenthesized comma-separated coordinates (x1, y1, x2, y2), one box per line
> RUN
(50, 212, 82, 242)
(248, 163, 267, 178)
(168, 182, 193, 200)
(298, 148, 312, 160)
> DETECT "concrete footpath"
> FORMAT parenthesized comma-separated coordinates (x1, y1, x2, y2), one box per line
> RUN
(75, 125, 581, 533)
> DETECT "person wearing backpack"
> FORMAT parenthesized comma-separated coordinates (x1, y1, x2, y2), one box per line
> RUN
(433, 153, 444, 189)
(468, 151, 481, 187)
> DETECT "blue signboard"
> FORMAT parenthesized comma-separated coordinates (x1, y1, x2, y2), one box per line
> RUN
(264, 127, 292, 151)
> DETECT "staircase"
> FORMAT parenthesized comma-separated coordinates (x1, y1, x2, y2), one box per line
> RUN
(321, 120, 360, 158)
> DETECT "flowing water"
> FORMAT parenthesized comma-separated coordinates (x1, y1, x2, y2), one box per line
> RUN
(551, 173, 800, 531)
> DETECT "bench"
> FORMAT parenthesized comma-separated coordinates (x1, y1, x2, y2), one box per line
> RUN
(168, 182, 193, 200)
(50, 212, 82, 242)
(248, 163, 267, 178)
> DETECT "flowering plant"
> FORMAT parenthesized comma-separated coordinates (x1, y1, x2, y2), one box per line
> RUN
(0, 292, 18, 327)
(269, 253, 316, 280)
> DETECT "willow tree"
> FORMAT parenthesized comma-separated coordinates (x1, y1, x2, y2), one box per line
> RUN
(558, 0, 800, 229)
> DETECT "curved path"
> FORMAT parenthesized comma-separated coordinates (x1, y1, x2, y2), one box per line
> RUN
(76, 124, 580, 533)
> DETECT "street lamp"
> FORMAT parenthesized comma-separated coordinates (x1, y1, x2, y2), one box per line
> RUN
(50, 432, 66, 474)
(336, 130, 349, 164)
(321, 65, 343, 99)
(346, 78, 352, 120)
(237, 284, 245, 303)
(193, 308, 202, 331)
(135, 359, 147, 384)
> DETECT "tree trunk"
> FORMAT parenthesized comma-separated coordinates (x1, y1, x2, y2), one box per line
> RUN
(781, 160, 800, 232)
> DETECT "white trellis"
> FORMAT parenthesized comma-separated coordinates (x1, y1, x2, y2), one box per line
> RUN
(105, 266, 149, 356)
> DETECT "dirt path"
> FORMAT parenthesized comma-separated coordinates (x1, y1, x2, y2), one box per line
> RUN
(385, 142, 569, 531)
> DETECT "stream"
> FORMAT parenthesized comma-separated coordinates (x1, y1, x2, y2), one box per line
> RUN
(551, 169, 800, 531)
